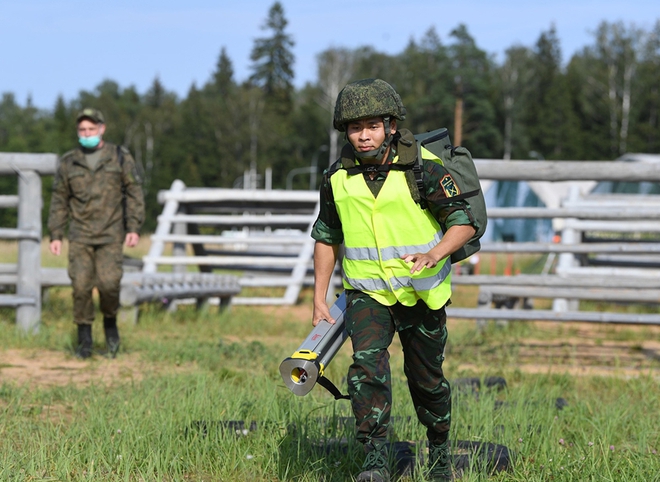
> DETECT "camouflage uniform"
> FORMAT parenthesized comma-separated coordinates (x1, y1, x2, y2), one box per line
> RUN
(48, 142, 145, 324)
(314, 78, 477, 481)
(345, 290, 452, 447)
(312, 133, 474, 478)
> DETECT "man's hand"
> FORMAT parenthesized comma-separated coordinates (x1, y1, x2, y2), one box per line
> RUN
(313, 301, 335, 326)
(49, 240, 62, 256)
(401, 252, 441, 273)
(125, 232, 140, 247)
(402, 225, 477, 274)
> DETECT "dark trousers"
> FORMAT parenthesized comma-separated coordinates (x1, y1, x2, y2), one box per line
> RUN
(344, 290, 451, 446)
(68, 241, 123, 324)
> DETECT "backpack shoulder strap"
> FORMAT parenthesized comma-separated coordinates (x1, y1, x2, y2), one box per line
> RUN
(116, 145, 124, 167)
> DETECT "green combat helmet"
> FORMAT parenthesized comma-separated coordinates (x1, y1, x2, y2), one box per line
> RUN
(333, 78, 406, 162)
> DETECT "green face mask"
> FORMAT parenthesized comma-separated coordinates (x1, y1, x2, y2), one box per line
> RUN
(79, 135, 101, 149)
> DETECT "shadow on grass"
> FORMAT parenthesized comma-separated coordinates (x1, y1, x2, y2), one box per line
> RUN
(186, 416, 514, 481)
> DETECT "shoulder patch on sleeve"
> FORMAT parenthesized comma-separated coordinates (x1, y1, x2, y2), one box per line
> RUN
(440, 174, 461, 197)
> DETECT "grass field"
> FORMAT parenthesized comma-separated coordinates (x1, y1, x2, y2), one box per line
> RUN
(1, 240, 659, 481)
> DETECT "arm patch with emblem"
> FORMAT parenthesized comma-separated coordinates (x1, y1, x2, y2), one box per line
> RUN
(440, 174, 460, 198)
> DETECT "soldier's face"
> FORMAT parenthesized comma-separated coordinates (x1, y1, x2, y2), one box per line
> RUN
(346, 117, 397, 154)
(77, 119, 105, 139)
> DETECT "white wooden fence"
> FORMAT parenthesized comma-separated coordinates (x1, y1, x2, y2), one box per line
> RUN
(455, 155, 660, 324)
(148, 156, 660, 323)
(146, 180, 341, 305)
(0, 153, 57, 333)
(3, 151, 660, 328)
(0, 154, 242, 331)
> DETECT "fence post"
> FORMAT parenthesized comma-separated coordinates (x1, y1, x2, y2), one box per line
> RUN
(553, 185, 581, 312)
(143, 179, 185, 274)
(16, 170, 41, 333)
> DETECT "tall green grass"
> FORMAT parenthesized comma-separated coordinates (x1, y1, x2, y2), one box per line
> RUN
(2, 293, 659, 481)
(1, 240, 660, 480)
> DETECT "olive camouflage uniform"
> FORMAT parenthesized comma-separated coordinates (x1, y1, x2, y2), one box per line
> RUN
(345, 290, 452, 446)
(48, 142, 145, 324)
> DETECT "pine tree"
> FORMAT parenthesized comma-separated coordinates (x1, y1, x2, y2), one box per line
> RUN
(249, 1, 295, 109)
(448, 24, 500, 157)
(212, 47, 235, 97)
(524, 26, 577, 160)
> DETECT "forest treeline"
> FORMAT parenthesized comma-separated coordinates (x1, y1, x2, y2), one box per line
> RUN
(1, 2, 659, 231)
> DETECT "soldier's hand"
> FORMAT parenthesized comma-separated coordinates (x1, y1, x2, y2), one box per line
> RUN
(125, 232, 140, 247)
(313, 302, 335, 326)
(50, 240, 62, 256)
(401, 252, 441, 273)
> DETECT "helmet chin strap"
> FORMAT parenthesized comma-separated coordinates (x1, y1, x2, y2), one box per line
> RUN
(351, 116, 392, 163)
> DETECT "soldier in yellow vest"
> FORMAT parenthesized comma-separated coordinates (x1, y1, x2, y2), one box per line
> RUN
(311, 79, 479, 482)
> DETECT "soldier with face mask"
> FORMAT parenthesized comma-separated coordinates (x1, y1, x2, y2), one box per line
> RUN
(311, 79, 480, 482)
(48, 108, 145, 359)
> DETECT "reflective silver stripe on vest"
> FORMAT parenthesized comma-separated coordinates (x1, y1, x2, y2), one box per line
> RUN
(344, 276, 391, 292)
(380, 232, 443, 261)
(345, 258, 451, 293)
(344, 246, 380, 261)
(345, 231, 444, 261)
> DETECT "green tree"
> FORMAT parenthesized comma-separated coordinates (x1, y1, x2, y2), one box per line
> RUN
(212, 47, 235, 97)
(447, 24, 500, 157)
(633, 20, 660, 152)
(248, 2, 297, 187)
(523, 26, 578, 160)
(249, 1, 295, 109)
(567, 22, 647, 158)
(315, 47, 357, 166)
(205, 48, 251, 187)
(395, 28, 454, 135)
(495, 46, 534, 159)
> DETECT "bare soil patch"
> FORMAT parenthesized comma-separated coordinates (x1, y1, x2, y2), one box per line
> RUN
(452, 319, 660, 378)
(0, 349, 189, 388)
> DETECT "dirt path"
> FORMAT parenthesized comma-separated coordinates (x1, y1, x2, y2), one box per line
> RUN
(452, 322, 660, 378)
(2, 316, 659, 389)
(0, 349, 179, 388)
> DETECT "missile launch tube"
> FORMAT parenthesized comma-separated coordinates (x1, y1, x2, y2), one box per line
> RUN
(279, 292, 348, 396)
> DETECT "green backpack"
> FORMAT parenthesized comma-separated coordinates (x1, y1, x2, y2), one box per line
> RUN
(412, 128, 487, 263)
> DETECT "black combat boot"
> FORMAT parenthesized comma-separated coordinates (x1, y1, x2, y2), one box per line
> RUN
(76, 324, 93, 359)
(428, 441, 453, 482)
(103, 316, 120, 358)
(356, 440, 390, 482)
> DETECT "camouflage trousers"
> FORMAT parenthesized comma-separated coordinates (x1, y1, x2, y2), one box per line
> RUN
(344, 290, 451, 446)
(68, 241, 124, 325)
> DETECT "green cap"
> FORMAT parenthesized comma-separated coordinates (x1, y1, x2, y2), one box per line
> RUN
(333, 78, 406, 132)
(76, 108, 105, 124)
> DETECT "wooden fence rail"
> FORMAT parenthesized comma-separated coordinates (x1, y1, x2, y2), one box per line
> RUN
(2, 152, 660, 326)
(0, 153, 56, 333)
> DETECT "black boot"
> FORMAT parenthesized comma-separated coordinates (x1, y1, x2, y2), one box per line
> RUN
(103, 316, 120, 358)
(76, 324, 93, 359)
(356, 440, 390, 482)
(428, 441, 454, 482)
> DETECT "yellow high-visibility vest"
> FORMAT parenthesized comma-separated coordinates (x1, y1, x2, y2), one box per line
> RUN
(331, 159, 452, 309)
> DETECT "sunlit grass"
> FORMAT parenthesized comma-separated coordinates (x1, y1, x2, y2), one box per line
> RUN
(1, 242, 660, 480)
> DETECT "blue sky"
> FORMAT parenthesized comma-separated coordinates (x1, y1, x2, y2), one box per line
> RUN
(1, 0, 658, 109)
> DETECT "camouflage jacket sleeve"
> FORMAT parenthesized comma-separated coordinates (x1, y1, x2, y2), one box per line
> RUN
(120, 148, 146, 234)
(311, 164, 344, 245)
(422, 159, 479, 233)
(47, 157, 71, 241)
